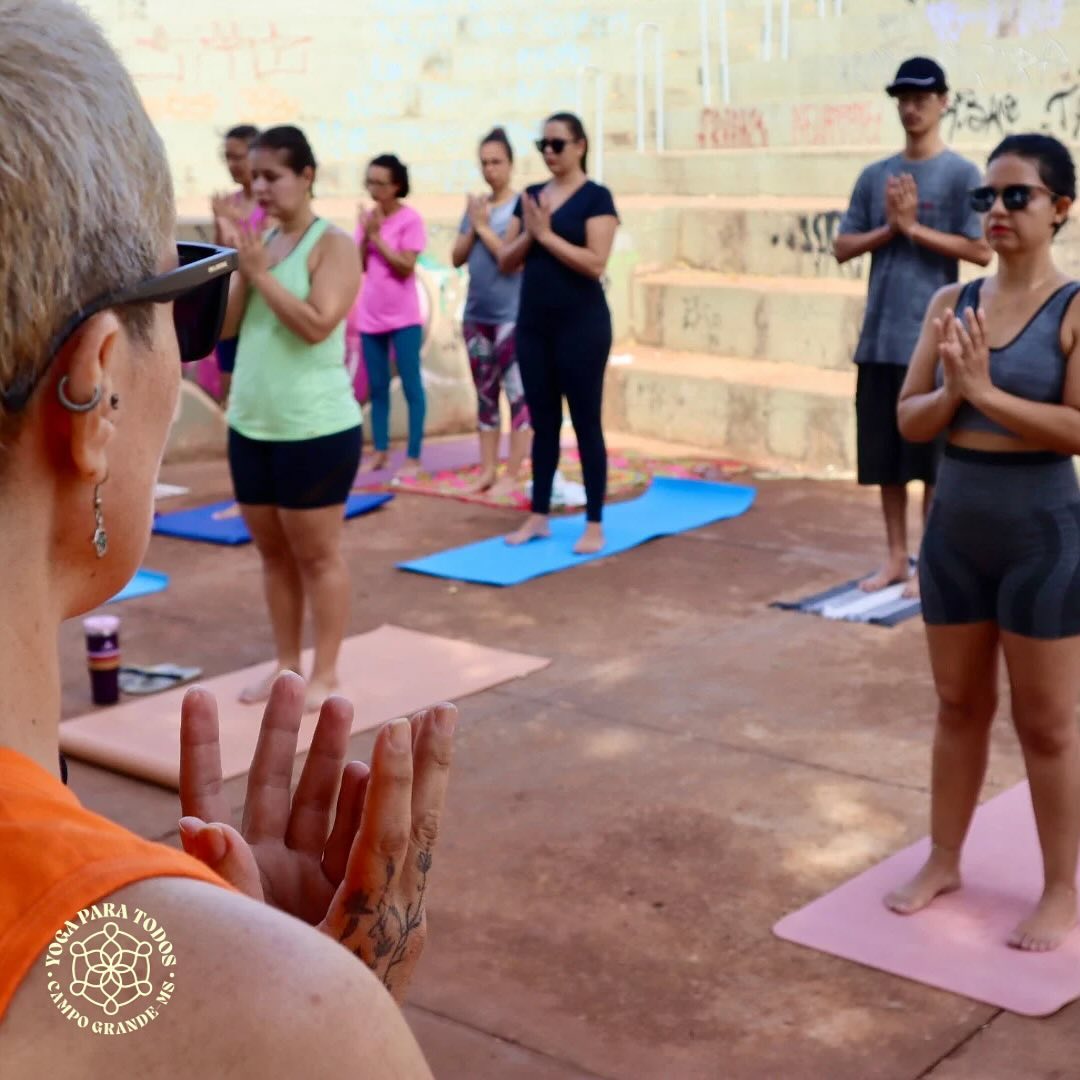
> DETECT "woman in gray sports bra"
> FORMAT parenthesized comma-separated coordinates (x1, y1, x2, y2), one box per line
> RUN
(891, 134, 1080, 952)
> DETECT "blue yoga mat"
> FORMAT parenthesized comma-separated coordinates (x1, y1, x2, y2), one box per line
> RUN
(398, 476, 756, 586)
(153, 492, 394, 546)
(109, 569, 170, 604)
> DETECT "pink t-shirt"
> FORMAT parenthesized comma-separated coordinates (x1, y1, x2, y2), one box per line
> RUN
(227, 191, 268, 233)
(350, 205, 426, 334)
(244, 204, 269, 232)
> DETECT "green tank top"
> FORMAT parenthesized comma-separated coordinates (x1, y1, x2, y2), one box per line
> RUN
(228, 218, 361, 442)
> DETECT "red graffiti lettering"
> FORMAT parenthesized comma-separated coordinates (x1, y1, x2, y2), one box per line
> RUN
(791, 103, 883, 147)
(696, 107, 769, 150)
(132, 20, 312, 85)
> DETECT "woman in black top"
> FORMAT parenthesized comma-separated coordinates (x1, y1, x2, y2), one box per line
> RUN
(499, 112, 619, 554)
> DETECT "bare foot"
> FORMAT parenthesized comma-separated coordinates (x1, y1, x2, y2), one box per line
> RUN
(884, 850, 961, 915)
(901, 574, 921, 600)
(395, 458, 423, 480)
(860, 558, 911, 593)
(304, 676, 340, 714)
(239, 665, 299, 705)
(487, 475, 521, 500)
(1009, 884, 1078, 952)
(467, 470, 498, 494)
(212, 502, 242, 521)
(506, 513, 551, 546)
(364, 453, 388, 473)
(573, 523, 605, 555)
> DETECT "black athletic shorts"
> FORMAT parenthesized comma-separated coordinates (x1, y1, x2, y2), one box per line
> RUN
(855, 363, 940, 487)
(228, 425, 363, 510)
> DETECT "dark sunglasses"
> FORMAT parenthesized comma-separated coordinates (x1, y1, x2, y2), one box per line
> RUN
(0, 242, 238, 414)
(969, 184, 1057, 213)
(535, 137, 570, 155)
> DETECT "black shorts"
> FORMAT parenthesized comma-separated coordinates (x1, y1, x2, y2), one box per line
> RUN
(920, 447, 1080, 638)
(855, 363, 940, 486)
(228, 426, 363, 510)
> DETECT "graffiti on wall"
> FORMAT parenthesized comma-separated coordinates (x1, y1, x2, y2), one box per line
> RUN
(791, 103, 883, 147)
(772, 212, 866, 280)
(131, 21, 313, 84)
(697, 107, 769, 150)
(942, 89, 1021, 139)
(1044, 75, 1080, 138)
(902, 0, 1064, 42)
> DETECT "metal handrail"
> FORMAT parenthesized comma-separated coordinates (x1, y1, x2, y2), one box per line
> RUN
(575, 65, 606, 182)
(719, 0, 731, 104)
(765, 0, 791, 60)
(699, 0, 731, 107)
(700, 0, 712, 105)
(635, 22, 665, 152)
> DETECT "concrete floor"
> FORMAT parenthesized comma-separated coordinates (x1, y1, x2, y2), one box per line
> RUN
(59, 453, 1074, 1079)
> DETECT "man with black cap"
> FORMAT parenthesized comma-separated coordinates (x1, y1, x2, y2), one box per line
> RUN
(835, 56, 992, 596)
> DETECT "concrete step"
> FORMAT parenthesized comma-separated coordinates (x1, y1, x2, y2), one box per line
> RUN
(603, 346, 855, 473)
(632, 268, 865, 370)
(666, 196, 862, 279)
(602, 145, 997, 197)
(604, 147, 879, 197)
(323, 147, 884, 200)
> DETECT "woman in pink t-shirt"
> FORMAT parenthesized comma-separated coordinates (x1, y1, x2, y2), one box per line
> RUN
(349, 154, 427, 475)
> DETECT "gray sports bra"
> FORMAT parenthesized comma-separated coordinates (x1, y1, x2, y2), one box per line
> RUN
(941, 278, 1080, 436)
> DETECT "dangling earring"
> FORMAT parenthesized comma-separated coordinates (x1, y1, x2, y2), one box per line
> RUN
(92, 484, 108, 558)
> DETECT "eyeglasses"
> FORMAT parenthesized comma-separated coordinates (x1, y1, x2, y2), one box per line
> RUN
(535, 138, 570, 155)
(365, 178, 393, 189)
(0, 242, 238, 414)
(969, 184, 1057, 213)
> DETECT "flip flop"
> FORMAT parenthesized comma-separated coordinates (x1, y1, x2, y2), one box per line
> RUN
(118, 664, 203, 696)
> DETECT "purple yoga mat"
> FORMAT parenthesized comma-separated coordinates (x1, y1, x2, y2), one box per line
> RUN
(354, 433, 570, 488)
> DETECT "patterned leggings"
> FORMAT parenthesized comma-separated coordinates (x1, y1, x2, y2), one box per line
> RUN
(464, 320, 531, 432)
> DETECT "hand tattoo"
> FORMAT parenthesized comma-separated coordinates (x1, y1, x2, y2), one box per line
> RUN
(339, 850, 432, 994)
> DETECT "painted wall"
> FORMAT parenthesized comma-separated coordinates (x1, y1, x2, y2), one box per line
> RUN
(91, 0, 1080, 458)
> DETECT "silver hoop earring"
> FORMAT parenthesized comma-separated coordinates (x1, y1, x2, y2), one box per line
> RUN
(92, 485, 108, 559)
(58, 377, 102, 414)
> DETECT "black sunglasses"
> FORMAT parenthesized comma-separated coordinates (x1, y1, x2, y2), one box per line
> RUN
(969, 184, 1057, 213)
(0, 242, 238, 414)
(535, 137, 570, 155)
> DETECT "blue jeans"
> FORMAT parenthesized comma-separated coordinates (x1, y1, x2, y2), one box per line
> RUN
(362, 325, 425, 459)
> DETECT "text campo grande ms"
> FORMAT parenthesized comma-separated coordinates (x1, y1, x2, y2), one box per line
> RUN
(44, 902, 177, 1035)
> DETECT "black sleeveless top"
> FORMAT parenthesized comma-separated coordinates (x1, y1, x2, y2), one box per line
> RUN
(941, 278, 1080, 436)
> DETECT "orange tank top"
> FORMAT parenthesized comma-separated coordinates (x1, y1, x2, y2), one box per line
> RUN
(0, 747, 236, 1020)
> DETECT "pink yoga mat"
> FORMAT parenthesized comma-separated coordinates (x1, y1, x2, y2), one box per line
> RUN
(774, 782, 1080, 1016)
(60, 624, 549, 791)
(353, 433, 574, 489)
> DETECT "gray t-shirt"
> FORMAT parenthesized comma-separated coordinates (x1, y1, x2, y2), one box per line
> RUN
(840, 149, 983, 366)
(460, 198, 522, 325)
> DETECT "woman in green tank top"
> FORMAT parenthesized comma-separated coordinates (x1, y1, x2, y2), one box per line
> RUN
(216, 126, 363, 713)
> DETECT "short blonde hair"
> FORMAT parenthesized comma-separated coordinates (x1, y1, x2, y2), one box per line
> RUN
(0, 0, 173, 418)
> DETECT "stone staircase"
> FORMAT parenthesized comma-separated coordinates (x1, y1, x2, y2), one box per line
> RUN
(591, 0, 1080, 472)
(108, 0, 1080, 471)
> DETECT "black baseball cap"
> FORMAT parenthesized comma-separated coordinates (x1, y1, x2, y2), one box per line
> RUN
(886, 57, 948, 96)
